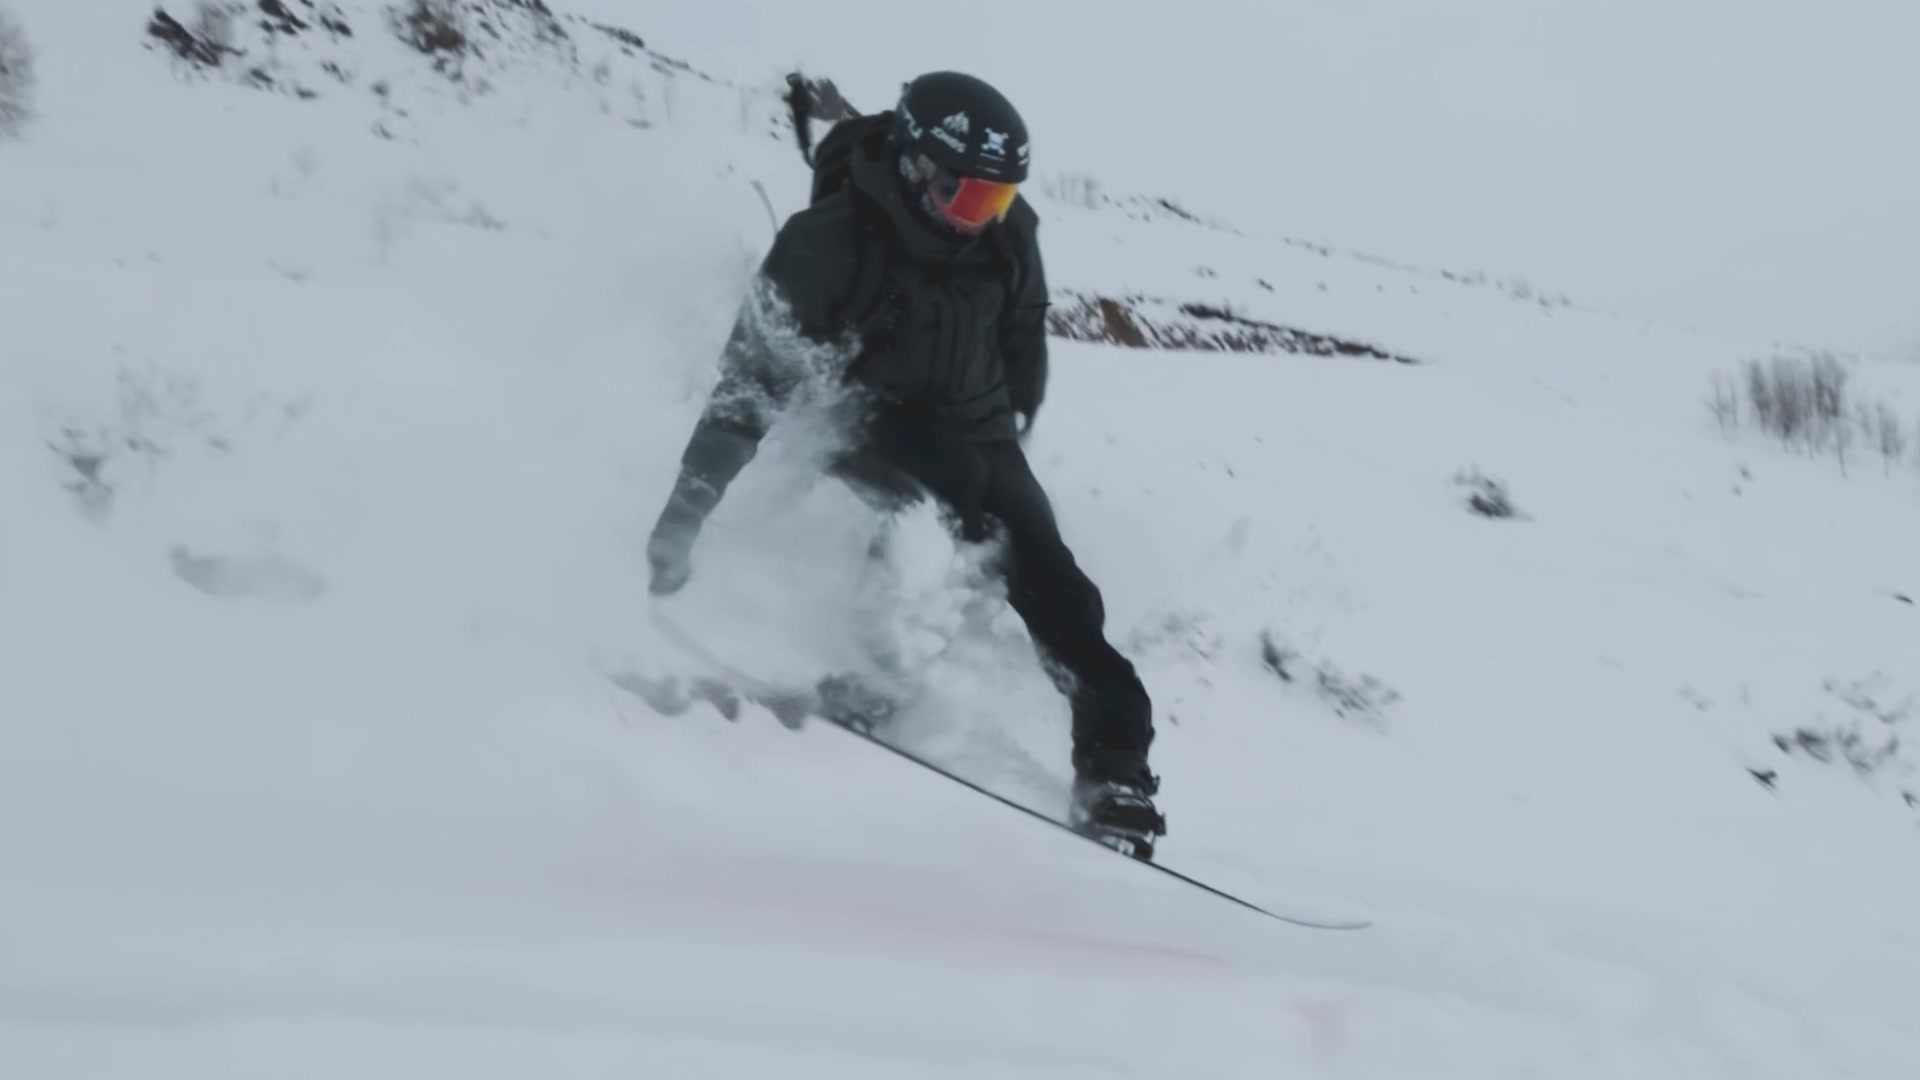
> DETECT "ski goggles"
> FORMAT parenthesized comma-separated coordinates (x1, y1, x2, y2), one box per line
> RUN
(912, 155, 1018, 233)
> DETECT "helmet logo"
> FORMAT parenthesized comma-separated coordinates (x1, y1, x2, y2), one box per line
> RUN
(931, 120, 968, 154)
(941, 112, 971, 137)
(900, 106, 924, 141)
(1017, 141, 1031, 166)
(982, 128, 1010, 158)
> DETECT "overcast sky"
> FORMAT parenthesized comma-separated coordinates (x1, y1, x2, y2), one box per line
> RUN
(581, 1, 1918, 358)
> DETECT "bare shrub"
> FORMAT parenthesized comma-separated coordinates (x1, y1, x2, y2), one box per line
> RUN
(46, 365, 221, 522)
(0, 3, 36, 139)
(1454, 467, 1519, 519)
(1315, 664, 1403, 724)
(1808, 351, 1848, 439)
(397, 0, 466, 59)
(1257, 630, 1400, 725)
(1744, 359, 1776, 434)
(1834, 402, 1855, 476)
(1706, 372, 1739, 433)
(588, 21, 645, 52)
(193, 1, 238, 54)
(1764, 356, 1815, 447)
(1774, 725, 1900, 776)
(1045, 173, 1103, 209)
(1766, 674, 1914, 813)
(1825, 673, 1917, 727)
(1258, 630, 1297, 682)
(147, 7, 232, 67)
(1733, 352, 1850, 453)
(1711, 353, 1918, 479)
(1872, 403, 1908, 475)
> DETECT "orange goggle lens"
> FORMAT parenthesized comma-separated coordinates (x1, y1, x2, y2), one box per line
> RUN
(932, 173, 1018, 231)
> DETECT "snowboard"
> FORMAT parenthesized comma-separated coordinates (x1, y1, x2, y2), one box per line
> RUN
(623, 601, 1373, 932)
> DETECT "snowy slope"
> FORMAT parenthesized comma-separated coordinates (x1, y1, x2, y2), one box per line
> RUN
(4, 3, 1920, 1078)
(592, 0, 1920, 358)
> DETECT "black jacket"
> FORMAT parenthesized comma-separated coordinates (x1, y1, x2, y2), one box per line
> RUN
(658, 116, 1050, 534)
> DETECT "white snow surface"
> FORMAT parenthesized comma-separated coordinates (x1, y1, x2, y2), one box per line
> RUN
(3, 3, 1919, 1077)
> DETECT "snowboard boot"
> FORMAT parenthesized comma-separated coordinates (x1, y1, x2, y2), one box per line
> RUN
(1069, 774, 1166, 862)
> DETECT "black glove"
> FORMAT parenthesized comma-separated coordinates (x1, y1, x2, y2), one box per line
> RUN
(647, 527, 694, 596)
(646, 474, 718, 596)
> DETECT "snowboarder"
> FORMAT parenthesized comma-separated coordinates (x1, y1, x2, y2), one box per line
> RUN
(644, 71, 1165, 858)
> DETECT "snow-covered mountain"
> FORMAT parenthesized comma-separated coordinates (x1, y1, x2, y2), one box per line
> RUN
(4, 3, 1918, 1077)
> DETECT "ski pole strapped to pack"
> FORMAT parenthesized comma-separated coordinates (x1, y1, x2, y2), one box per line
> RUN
(784, 72, 862, 166)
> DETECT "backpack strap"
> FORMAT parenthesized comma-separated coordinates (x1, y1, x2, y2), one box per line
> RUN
(832, 189, 905, 354)
(988, 222, 1024, 313)
(812, 116, 906, 339)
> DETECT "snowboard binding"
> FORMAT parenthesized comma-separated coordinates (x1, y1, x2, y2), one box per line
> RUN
(1068, 777, 1167, 863)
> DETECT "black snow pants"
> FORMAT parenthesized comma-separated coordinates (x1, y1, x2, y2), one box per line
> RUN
(829, 402, 1156, 789)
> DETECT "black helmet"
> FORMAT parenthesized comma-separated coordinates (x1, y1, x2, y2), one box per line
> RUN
(892, 71, 1030, 185)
